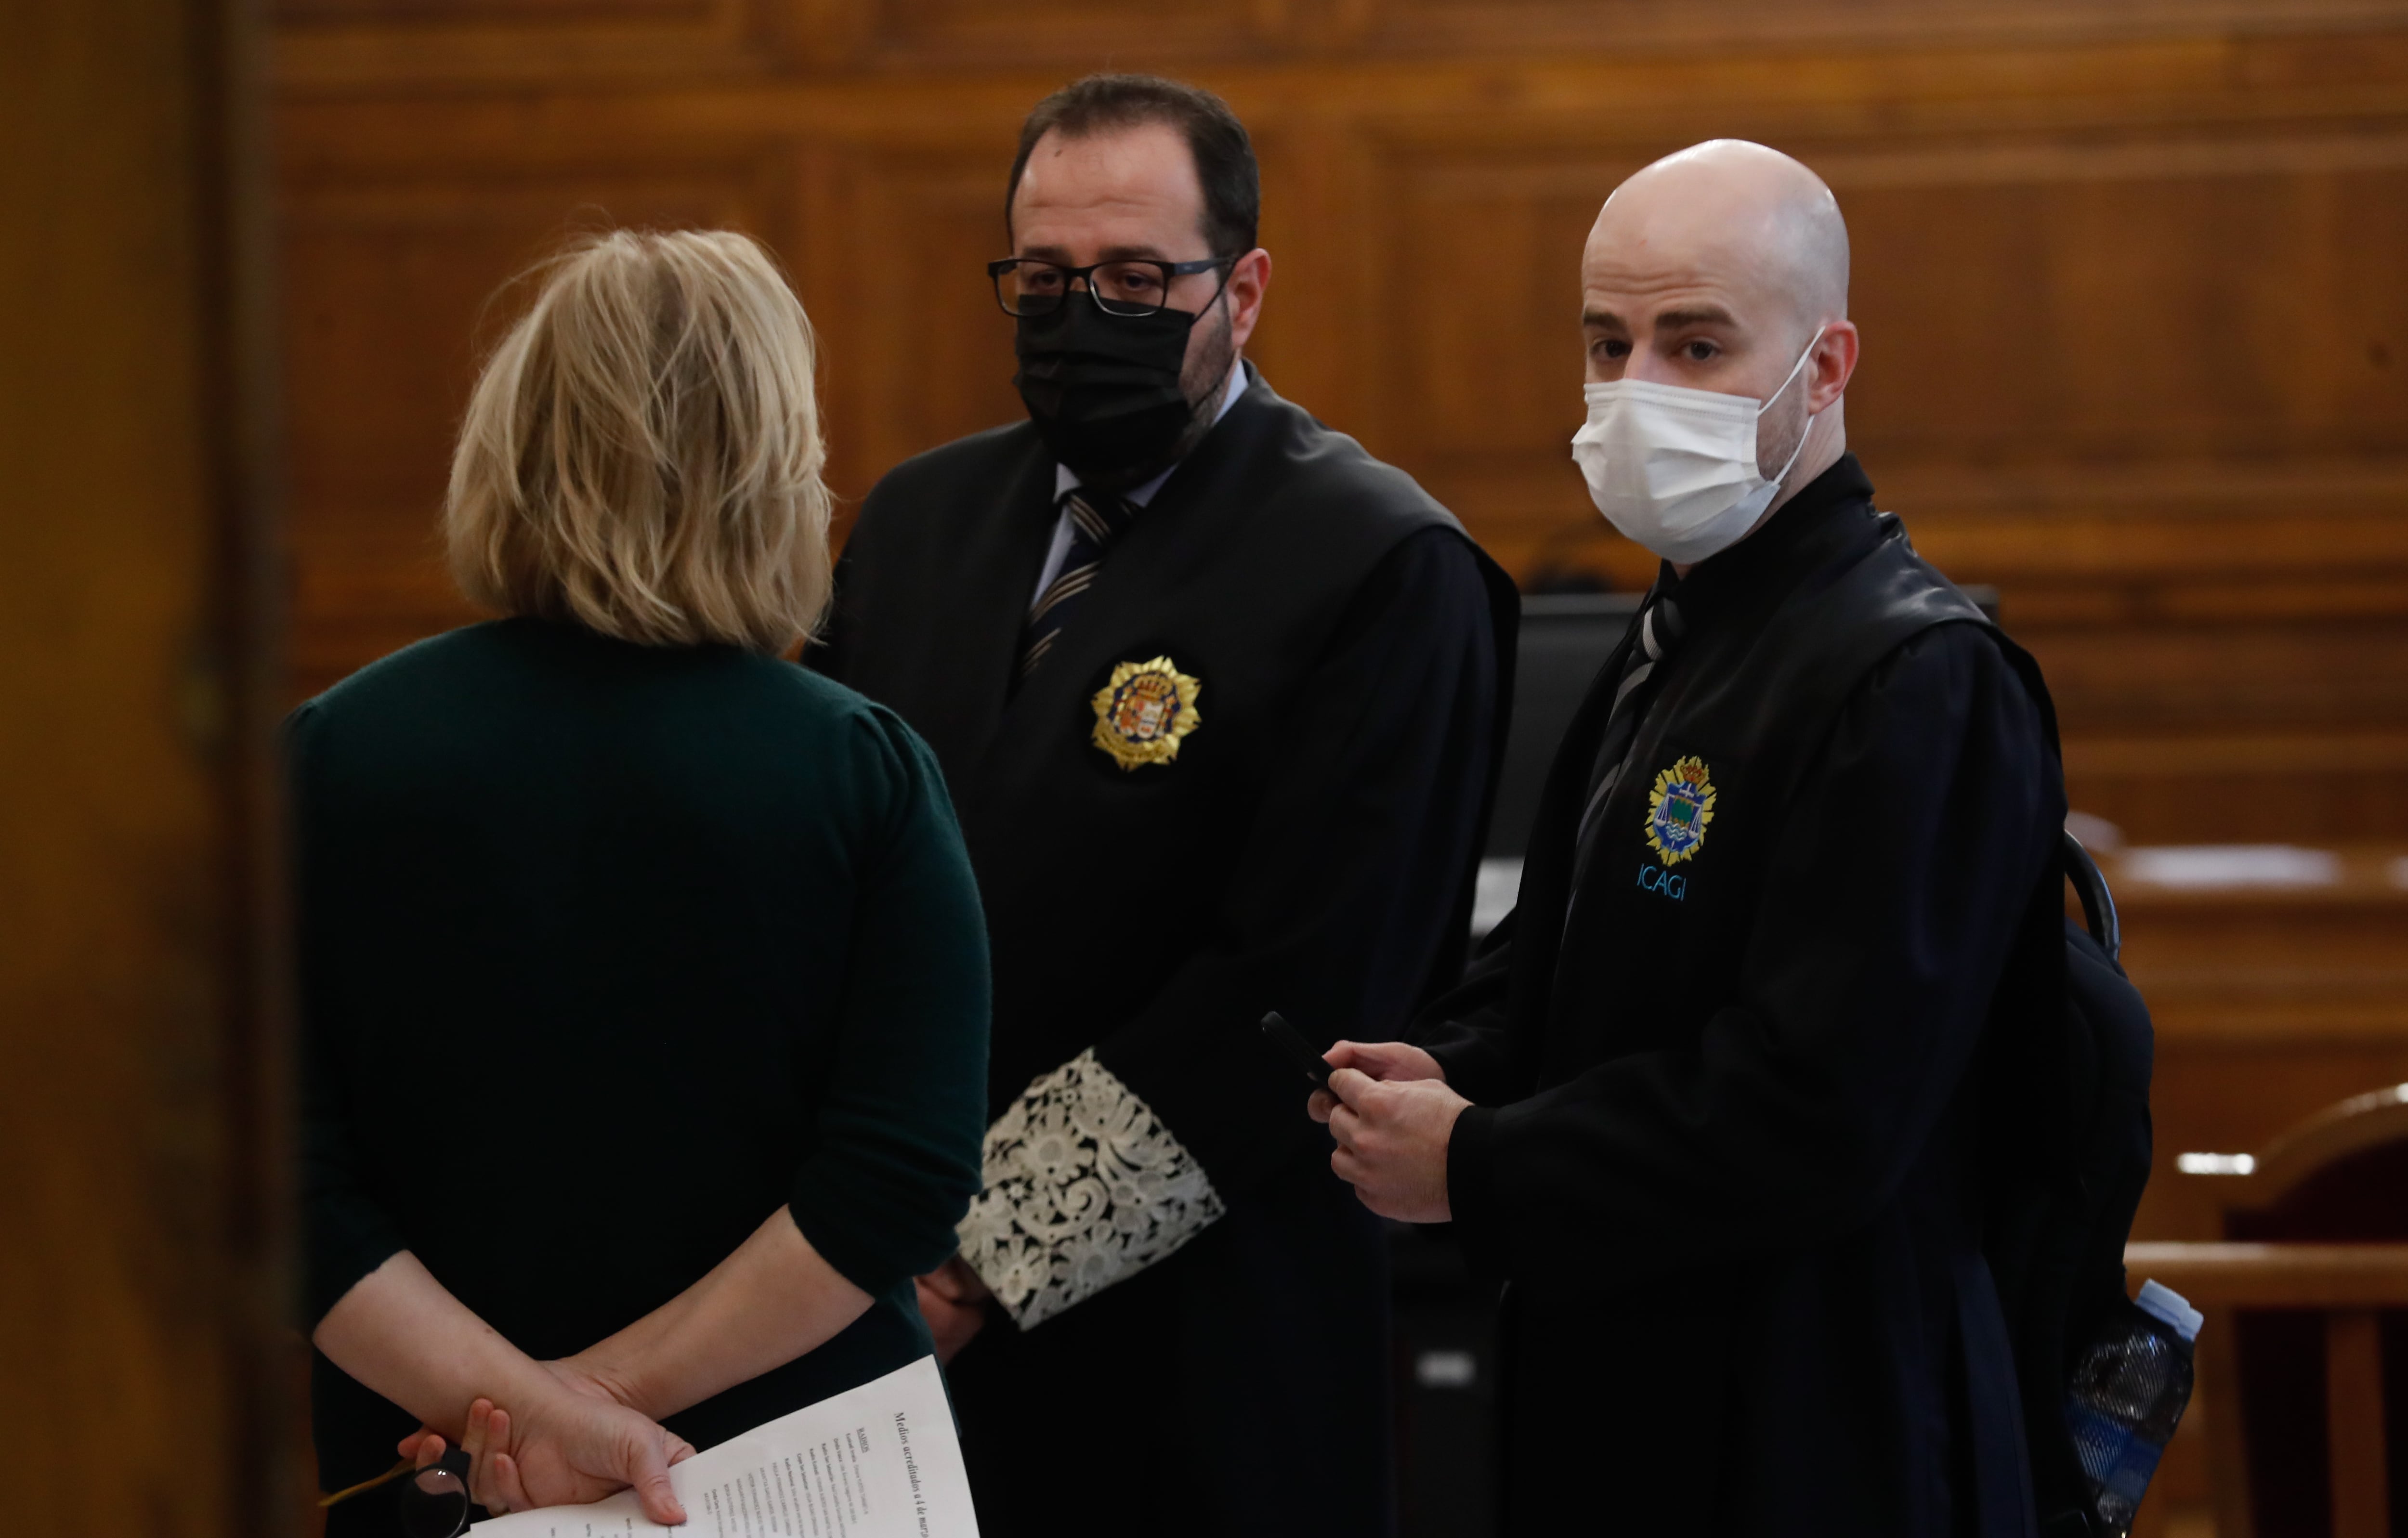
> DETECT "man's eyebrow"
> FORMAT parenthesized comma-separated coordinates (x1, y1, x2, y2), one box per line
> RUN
(1012, 243, 1181, 264)
(1581, 308, 1628, 331)
(1653, 305, 1739, 330)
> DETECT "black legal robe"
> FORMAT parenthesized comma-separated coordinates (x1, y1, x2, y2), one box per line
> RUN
(1416, 456, 2063, 1537)
(816, 365, 1516, 1538)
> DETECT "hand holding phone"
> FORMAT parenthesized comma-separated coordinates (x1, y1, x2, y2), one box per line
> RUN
(1259, 1011, 1334, 1091)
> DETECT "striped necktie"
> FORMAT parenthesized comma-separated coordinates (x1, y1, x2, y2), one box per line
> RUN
(1570, 594, 1686, 870)
(1019, 487, 1137, 682)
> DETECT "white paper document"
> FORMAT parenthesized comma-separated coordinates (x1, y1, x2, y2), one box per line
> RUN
(471, 1356, 977, 1538)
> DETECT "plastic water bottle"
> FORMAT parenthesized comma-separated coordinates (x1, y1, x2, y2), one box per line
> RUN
(2063, 1280, 2202, 1535)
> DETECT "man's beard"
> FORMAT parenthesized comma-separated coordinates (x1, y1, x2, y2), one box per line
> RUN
(1078, 302, 1237, 494)
(1754, 373, 1812, 486)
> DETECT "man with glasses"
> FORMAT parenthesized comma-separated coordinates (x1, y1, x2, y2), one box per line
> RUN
(817, 73, 1514, 1538)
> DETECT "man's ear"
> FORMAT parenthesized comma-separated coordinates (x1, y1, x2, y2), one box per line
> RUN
(1806, 320, 1859, 413)
(1226, 248, 1273, 351)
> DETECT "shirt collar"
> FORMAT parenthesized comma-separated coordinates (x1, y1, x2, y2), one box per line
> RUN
(1054, 358, 1250, 508)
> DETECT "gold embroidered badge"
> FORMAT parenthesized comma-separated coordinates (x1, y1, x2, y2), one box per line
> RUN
(1090, 656, 1203, 771)
(1644, 755, 1717, 864)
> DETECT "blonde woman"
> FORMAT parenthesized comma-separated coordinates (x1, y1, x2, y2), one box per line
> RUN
(295, 231, 990, 1532)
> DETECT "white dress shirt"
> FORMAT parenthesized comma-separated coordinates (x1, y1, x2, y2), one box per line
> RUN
(1029, 360, 1251, 607)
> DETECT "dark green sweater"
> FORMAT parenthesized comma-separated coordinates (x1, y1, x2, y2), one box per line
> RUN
(293, 618, 989, 1501)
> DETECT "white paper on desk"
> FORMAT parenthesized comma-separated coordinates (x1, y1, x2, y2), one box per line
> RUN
(470, 1356, 977, 1538)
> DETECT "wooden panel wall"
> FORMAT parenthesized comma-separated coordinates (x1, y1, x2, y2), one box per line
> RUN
(0, 0, 291, 1534)
(268, 11, 2408, 1531)
(270, 1, 2408, 852)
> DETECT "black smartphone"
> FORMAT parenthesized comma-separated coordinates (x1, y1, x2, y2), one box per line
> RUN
(1259, 1010, 1334, 1090)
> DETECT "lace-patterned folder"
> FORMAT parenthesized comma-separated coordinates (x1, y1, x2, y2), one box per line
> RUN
(955, 1048, 1226, 1330)
(469, 1356, 977, 1537)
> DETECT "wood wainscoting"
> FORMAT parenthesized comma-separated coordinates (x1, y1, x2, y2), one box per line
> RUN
(268, 2, 2408, 853)
(266, 9, 2408, 1534)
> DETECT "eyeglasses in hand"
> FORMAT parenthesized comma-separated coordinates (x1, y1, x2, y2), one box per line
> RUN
(317, 1444, 479, 1538)
(396, 1445, 476, 1538)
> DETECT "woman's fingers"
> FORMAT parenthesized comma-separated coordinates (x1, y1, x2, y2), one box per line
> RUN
(491, 1450, 534, 1516)
(459, 1398, 492, 1507)
(918, 1267, 968, 1305)
(461, 1400, 509, 1513)
(625, 1425, 688, 1526)
(929, 1299, 973, 1367)
(919, 1253, 991, 1306)
(431, 1381, 694, 1517)
(942, 1255, 993, 1303)
(482, 1407, 515, 1512)
(410, 1432, 446, 1470)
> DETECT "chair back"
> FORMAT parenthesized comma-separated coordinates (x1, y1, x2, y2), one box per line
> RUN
(2173, 1085, 2408, 1538)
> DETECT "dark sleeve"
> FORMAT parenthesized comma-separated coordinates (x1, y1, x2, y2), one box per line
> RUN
(291, 700, 409, 1328)
(784, 706, 992, 1294)
(1410, 912, 1521, 1107)
(808, 546, 859, 686)
(1090, 525, 1501, 1190)
(1446, 625, 2057, 1287)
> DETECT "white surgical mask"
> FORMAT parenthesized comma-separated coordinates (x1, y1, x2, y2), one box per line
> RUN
(1570, 327, 1825, 565)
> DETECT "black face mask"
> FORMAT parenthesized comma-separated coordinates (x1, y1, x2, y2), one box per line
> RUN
(1013, 295, 1202, 483)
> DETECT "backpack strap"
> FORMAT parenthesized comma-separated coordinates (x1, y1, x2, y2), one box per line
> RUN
(2063, 830, 2121, 962)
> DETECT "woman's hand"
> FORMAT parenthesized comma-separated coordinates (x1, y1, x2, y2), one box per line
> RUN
(320, 1251, 688, 1521)
(456, 1391, 695, 1523)
(545, 1354, 644, 1412)
(916, 1255, 992, 1364)
(393, 1357, 636, 1465)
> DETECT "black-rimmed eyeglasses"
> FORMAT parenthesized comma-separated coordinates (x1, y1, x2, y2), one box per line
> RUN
(988, 257, 1235, 318)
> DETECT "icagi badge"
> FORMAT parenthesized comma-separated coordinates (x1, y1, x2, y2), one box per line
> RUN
(1090, 655, 1203, 771)
(1644, 755, 1716, 863)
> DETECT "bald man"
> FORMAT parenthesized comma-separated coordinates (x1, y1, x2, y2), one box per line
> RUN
(1314, 142, 2065, 1534)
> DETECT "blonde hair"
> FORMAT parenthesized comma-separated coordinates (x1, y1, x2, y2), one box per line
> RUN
(445, 229, 833, 652)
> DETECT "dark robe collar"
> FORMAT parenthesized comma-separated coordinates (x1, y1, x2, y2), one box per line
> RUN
(1650, 451, 1882, 632)
(961, 363, 1286, 780)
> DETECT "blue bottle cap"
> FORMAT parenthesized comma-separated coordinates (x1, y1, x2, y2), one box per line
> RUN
(2135, 1280, 2203, 1343)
